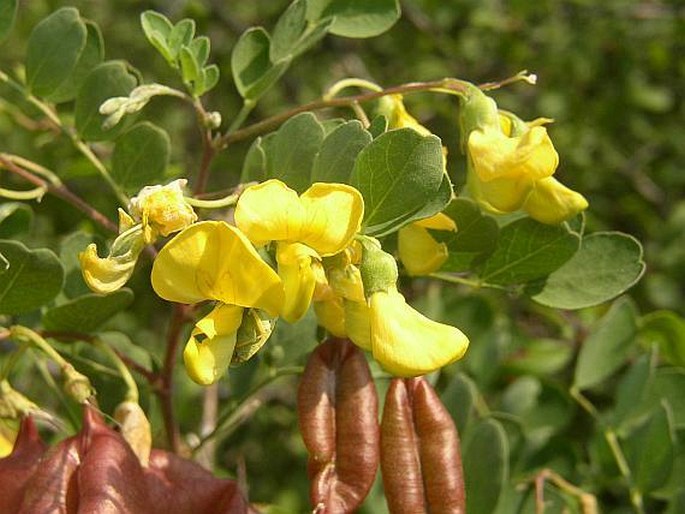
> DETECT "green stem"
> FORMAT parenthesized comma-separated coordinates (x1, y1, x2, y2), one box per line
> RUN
(192, 365, 304, 454)
(0, 69, 129, 207)
(323, 78, 383, 99)
(0, 185, 46, 200)
(226, 99, 256, 134)
(185, 192, 240, 209)
(10, 325, 70, 369)
(430, 272, 508, 291)
(92, 338, 139, 403)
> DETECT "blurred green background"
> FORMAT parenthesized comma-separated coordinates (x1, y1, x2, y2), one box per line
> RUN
(2, 1, 684, 513)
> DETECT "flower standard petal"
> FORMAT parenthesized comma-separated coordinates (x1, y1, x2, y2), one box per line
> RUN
(234, 179, 305, 246)
(299, 183, 364, 256)
(151, 221, 284, 315)
(151, 221, 219, 304)
(183, 304, 244, 385)
(206, 223, 284, 316)
(369, 289, 469, 377)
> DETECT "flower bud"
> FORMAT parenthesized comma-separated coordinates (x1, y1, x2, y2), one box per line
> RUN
(523, 176, 589, 224)
(398, 213, 457, 276)
(62, 364, 95, 403)
(114, 401, 152, 467)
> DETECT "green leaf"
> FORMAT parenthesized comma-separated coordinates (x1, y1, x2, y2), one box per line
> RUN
(435, 198, 499, 273)
(307, 0, 401, 38)
(0, 202, 33, 238)
(188, 36, 210, 67)
(624, 401, 675, 493)
(0, 240, 64, 315)
(0, 0, 18, 42)
(195, 64, 219, 96)
(167, 19, 195, 61)
(479, 218, 580, 286)
(271, 0, 332, 61)
(241, 137, 267, 183)
(463, 418, 509, 514)
(140, 10, 174, 64)
(111, 122, 170, 193)
(75, 61, 138, 141)
(179, 46, 200, 85)
(266, 112, 325, 193)
(441, 372, 479, 433)
(42, 289, 134, 333)
(504, 338, 574, 377)
(573, 298, 638, 390)
(367, 115, 388, 138)
(46, 20, 105, 104)
(231, 27, 289, 101)
(613, 351, 655, 431)
(351, 128, 445, 236)
(26, 7, 87, 97)
(311, 120, 372, 184)
(647, 369, 685, 430)
(639, 311, 685, 367)
(528, 232, 645, 309)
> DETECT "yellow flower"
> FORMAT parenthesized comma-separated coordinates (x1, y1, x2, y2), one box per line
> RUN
(183, 303, 244, 385)
(235, 179, 364, 322)
(367, 288, 469, 376)
(376, 94, 431, 136)
(0, 419, 17, 458)
(151, 220, 284, 385)
(467, 123, 559, 212)
(129, 179, 197, 243)
(398, 212, 457, 276)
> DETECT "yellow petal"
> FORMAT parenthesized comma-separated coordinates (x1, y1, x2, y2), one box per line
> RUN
(234, 179, 305, 246)
(468, 125, 558, 183)
(344, 299, 372, 351)
(523, 177, 589, 224)
(299, 183, 364, 256)
(79, 232, 144, 294)
(0, 420, 17, 458)
(151, 221, 284, 315)
(377, 94, 432, 136)
(413, 212, 457, 231)
(313, 295, 347, 338)
(276, 242, 319, 323)
(183, 304, 243, 385)
(398, 224, 449, 276)
(328, 263, 366, 303)
(369, 289, 469, 377)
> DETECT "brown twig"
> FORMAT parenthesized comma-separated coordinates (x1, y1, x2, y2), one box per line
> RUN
(159, 303, 192, 453)
(0, 154, 118, 233)
(216, 79, 470, 149)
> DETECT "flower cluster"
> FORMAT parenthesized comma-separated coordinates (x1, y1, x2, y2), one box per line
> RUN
(148, 178, 469, 384)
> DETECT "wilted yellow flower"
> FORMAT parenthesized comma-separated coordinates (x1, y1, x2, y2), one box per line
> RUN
(235, 179, 364, 323)
(151, 220, 284, 384)
(129, 179, 197, 243)
(398, 212, 457, 276)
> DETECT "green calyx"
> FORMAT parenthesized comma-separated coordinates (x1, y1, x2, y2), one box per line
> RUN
(458, 83, 500, 149)
(358, 236, 398, 297)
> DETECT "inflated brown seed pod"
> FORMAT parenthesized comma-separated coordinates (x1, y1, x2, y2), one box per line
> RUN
(298, 338, 380, 513)
(381, 377, 465, 514)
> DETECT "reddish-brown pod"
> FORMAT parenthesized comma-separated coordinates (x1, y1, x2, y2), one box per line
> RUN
(381, 377, 465, 514)
(297, 338, 380, 513)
